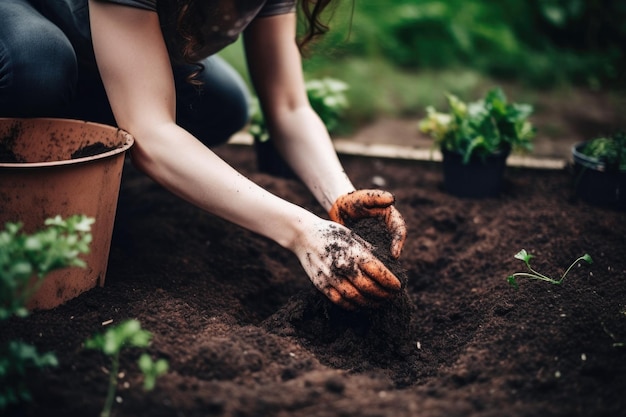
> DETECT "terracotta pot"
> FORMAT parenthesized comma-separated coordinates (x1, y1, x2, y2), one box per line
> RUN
(572, 142, 626, 209)
(441, 148, 510, 198)
(0, 118, 134, 310)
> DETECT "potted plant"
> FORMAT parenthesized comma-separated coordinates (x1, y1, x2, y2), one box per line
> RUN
(250, 77, 349, 179)
(571, 131, 626, 209)
(418, 87, 536, 198)
(0, 118, 134, 309)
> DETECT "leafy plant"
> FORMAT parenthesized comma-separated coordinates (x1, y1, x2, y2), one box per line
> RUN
(580, 131, 626, 171)
(85, 319, 169, 417)
(0, 215, 93, 410)
(304, 78, 350, 133)
(0, 215, 94, 319)
(506, 249, 592, 289)
(418, 87, 536, 164)
(249, 77, 349, 142)
(0, 341, 58, 409)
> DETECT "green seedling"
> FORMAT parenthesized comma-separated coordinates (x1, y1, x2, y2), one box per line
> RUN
(1, 215, 94, 319)
(506, 249, 592, 289)
(0, 341, 58, 409)
(138, 353, 169, 391)
(0, 215, 93, 410)
(85, 319, 168, 417)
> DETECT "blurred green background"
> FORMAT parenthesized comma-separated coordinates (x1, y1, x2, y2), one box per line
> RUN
(220, 0, 625, 133)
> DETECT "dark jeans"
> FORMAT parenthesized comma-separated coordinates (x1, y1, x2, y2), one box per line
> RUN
(0, 0, 250, 146)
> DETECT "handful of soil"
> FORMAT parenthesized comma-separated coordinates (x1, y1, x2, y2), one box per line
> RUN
(263, 216, 418, 374)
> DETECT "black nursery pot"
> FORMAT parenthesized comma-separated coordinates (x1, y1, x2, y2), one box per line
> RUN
(253, 137, 296, 179)
(572, 142, 626, 209)
(441, 148, 510, 198)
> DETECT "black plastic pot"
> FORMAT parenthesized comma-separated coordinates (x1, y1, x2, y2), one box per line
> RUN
(253, 137, 296, 179)
(572, 142, 626, 209)
(441, 148, 510, 198)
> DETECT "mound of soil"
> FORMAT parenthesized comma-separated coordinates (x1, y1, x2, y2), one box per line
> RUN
(2, 143, 625, 417)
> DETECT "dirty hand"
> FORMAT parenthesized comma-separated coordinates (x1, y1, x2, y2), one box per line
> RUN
(329, 189, 407, 259)
(294, 219, 402, 310)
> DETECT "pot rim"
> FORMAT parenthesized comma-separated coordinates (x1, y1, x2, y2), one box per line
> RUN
(0, 118, 134, 168)
(441, 146, 511, 163)
(571, 141, 626, 173)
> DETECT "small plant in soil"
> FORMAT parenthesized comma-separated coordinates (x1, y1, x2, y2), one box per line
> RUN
(0, 215, 93, 410)
(419, 87, 536, 163)
(506, 249, 593, 289)
(85, 319, 169, 417)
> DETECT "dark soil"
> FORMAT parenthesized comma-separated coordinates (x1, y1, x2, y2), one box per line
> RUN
(70, 142, 117, 159)
(2, 143, 626, 417)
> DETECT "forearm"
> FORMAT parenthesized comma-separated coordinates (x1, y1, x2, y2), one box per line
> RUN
(130, 122, 316, 250)
(268, 105, 355, 211)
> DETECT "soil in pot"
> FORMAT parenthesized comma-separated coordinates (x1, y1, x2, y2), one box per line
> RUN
(441, 148, 510, 198)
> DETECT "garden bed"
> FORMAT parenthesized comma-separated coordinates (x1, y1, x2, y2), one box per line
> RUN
(3, 143, 626, 417)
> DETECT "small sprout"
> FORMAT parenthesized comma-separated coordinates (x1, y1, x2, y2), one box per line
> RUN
(138, 353, 169, 391)
(506, 249, 593, 289)
(86, 319, 168, 417)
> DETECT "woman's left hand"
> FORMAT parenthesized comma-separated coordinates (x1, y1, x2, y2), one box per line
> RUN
(329, 189, 407, 259)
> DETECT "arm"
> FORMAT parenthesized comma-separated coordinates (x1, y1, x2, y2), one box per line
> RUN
(243, 13, 354, 211)
(244, 14, 407, 257)
(88, 1, 401, 308)
(88, 1, 303, 248)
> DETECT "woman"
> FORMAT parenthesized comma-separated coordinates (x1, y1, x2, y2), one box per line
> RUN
(0, 0, 407, 310)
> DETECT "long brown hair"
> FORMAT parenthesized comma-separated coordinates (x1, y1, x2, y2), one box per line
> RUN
(176, 0, 337, 84)
(297, 0, 335, 51)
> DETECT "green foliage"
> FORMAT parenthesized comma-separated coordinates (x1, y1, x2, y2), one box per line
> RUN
(506, 249, 593, 289)
(217, 1, 626, 126)
(0, 215, 93, 410)
(85, 319, 169, 417)
(419, 87, 536, 163)
(306, 0, 625, 88)
(0, 215, 94, 319)
(580, 132, 626, 171)
(305, 78, 350, 133)
(248, 77, 349, 142)
(138, 353, 169, 391)
(0, 341, 58, 409)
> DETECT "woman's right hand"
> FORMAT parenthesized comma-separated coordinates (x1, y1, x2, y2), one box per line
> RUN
(292, 219, 402, 310)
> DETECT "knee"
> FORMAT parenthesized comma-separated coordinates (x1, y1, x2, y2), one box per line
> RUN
(217, 82, 250, 138)
(175, 58, 251, 146)
(0, 26, 77, 116)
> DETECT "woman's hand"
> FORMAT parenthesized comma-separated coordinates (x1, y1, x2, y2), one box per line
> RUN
(292, 219, 401, 310)
(329, 190, 407, 259)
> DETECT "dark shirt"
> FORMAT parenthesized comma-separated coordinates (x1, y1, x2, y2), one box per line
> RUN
(98, 0, 296, 62)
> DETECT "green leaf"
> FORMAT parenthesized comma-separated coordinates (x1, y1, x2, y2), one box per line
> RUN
(582, 254, 593, 264)
(506, 276, 519, 289)
(513, 249, 531, 262)
(138, 354, 169, 391)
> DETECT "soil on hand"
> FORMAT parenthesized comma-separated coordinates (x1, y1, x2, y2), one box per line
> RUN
(2, 144, 625, 417)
